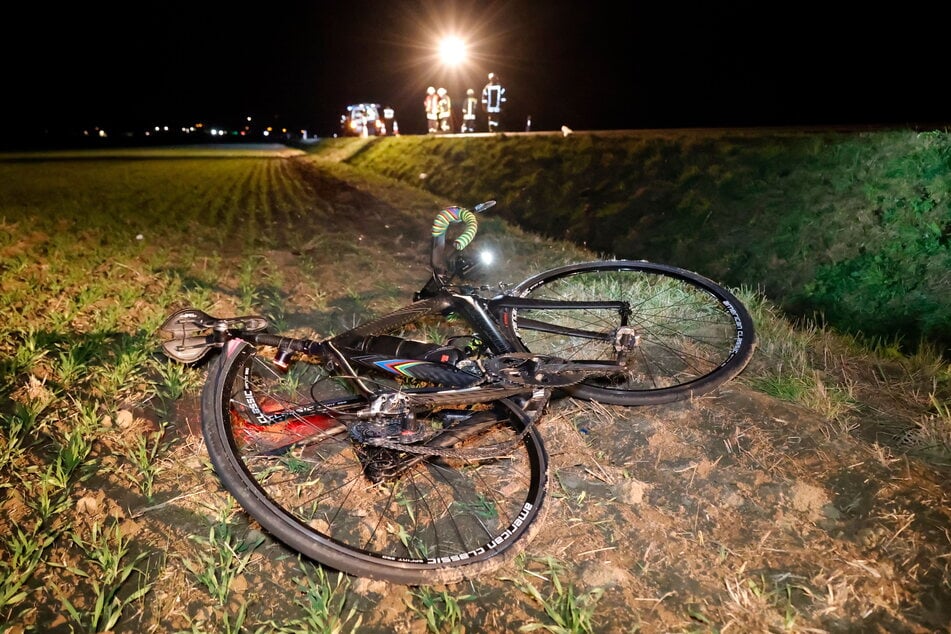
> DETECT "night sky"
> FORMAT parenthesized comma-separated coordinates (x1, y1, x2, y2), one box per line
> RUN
(3, 1, 947, 141)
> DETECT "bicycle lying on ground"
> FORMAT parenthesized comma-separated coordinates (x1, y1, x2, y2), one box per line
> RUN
(158, 200, 755, 585)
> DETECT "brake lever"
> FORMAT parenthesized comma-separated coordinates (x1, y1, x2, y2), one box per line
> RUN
(473, 199, 496, 213)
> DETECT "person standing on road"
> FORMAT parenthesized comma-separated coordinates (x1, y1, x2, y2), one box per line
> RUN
(383, 106, 398, 136)
(481, 72, 506, 133)
(436, 87, 452, 133)
(460, 88, 478, 133)
(424, 86, 439, 133)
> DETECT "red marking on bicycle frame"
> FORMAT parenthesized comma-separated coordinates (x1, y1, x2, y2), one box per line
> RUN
(242, 411, 337, 431)
(232, 397, 340, 448)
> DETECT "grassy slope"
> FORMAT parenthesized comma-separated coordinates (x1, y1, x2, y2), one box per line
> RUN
(311, 128, 951, 354)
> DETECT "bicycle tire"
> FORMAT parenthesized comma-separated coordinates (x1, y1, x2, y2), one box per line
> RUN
(501, 260, 755, 405)
(201, 338, 549, 585)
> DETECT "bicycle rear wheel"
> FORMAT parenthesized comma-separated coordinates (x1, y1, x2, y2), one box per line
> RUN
(201, 339, 548, 585)
(502, 260, 755, 405)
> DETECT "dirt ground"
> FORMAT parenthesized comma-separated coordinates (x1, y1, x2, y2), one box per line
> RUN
(125, 378, 948, 633)
(11, 155, 949, 633)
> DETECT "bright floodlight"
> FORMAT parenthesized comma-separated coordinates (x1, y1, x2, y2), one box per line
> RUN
(438, 36, 467, 66)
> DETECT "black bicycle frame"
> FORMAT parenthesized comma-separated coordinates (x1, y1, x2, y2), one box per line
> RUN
(240, 285, 630, 398)
(488, 295, 630, 343)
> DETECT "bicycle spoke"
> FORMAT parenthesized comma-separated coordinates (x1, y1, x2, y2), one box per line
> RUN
(201, 341, 547, 583)
(505, 261, 754, 404)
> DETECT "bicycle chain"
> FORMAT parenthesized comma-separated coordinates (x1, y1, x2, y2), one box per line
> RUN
(363, 433, 529, 460)
(353, 354, 601, 460)
(362, 387, 555, 460)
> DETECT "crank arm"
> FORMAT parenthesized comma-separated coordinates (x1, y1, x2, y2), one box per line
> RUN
(484, 354, 627, 387)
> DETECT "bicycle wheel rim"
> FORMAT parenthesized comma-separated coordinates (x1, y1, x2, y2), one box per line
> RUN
(202, 339, 548, 584)
(504, 260, 755, 405)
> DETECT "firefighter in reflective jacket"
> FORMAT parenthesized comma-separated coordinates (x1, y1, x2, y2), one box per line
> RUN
(481, 72, 506, 132)
(460, 88, 478, 133)
(436, 87, 452, 133)
(424, 86, 439, 133)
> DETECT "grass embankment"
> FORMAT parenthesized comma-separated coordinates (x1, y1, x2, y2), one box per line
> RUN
(0, 142, 948, 632)
(327, 128, 951, 355)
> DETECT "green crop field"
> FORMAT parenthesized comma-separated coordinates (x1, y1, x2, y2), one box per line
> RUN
(1, 138, 949, 633)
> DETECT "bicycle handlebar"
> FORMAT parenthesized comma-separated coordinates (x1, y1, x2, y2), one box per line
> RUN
(430, 200, 495, 274)
(432, 206, 479, 250)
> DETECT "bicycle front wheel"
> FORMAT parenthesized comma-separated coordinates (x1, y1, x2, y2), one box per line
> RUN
(502, 260, 755, 405)
(201, 339, 549, 585)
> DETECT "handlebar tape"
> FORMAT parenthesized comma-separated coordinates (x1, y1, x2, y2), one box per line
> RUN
(432, 206, 478, 250)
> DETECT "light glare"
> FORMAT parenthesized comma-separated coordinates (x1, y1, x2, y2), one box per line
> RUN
(439, 36, 467, 66)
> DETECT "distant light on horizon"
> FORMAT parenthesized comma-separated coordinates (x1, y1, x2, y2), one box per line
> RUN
(438, 36, 467, 67)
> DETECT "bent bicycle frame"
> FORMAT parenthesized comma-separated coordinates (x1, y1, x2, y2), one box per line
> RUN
(223, 286, 632, 396)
